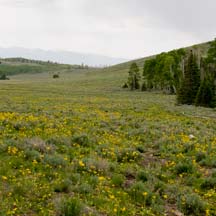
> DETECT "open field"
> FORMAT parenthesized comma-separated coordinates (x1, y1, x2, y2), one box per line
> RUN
(0, 69, 216, 215)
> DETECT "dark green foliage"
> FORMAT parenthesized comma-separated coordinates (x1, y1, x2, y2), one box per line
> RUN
(175, 161, 194, 175)
(3, 57, 57, 65)
(141, 82, 147, 91)
(0, 74, 9, 80)
(143, 49, 185, 93)
(177, 42, 216, 107)
(136, 145, 146, 153)
(137, 170, 148, 182)
(143, 58, 157, 90)
(200, 177, 216, 190)
(195, 77, 215, 107)
(111, 174, 125, 187)
(128, 62, 141, 90)
(122, 82, 128, 88)
(0, 58, 90, 77)
(53, 74, 60, 79)
(177, 51, 200, 105)
(128, 40, 216, 108)
(0, 64, 43, 76)
(206, 39, 216, 65)
(195, 152, 206, 162)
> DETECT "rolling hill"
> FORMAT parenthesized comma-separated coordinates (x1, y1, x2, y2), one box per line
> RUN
(100, 40, 211, 77)
(0, 40, 212, 79)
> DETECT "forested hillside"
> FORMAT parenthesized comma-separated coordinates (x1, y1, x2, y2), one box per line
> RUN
(0, 58, 90, 77)
(122, 39, 216, 107)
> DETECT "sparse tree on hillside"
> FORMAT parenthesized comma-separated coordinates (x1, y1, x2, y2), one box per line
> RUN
(128, 63, 141, 90)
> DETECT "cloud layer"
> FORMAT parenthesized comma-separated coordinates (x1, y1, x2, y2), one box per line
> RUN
(0, 0, 215, 59)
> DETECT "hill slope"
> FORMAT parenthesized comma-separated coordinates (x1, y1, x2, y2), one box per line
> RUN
(100, 41, 211, 77)
(0, 41, 211, 80)
(0, 57, 97, 77)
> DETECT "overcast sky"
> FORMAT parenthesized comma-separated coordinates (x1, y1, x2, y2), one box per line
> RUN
(0, 0, 215, 59)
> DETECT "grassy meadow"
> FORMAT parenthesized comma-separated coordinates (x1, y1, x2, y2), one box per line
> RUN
(0, 67, 216, 215)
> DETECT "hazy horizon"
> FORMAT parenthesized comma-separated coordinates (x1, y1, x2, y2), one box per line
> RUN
(0, 46, 127, 66)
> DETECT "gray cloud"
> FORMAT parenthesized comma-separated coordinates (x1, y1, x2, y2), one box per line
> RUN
(141, 0, 216, 38)
(0, 0, 215, 59)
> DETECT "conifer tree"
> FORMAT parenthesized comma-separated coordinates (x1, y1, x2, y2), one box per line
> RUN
(206, 39, 216, 82)
(194, 39, 216, 107)
(206, 38, 216, 64)
(177, 51, 200, 104)
(195, 77, 215, 107)
(128, 63, 141, 90)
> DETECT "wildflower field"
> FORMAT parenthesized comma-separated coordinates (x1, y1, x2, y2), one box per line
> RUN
(0, 69, 216, 215)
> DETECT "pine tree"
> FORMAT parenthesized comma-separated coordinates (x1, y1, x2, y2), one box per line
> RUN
(177, 51, 200, 104)
(195, 77, 215, 108)
(206, 38, 216, 64)
(193, 39, 216, 108)
(128, 63, 141, 90)
(206, 39, 216, 84)
(141, 82, 147, 91)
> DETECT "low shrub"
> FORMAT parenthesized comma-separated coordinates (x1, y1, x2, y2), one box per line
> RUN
(137, 170, 148, 182)
(59, 198, 83, 216)
(195, 152, 206, 162)
(111, 174, 125, 187)
(53, 74, 59, 79)
(136, 145, 146, 153)
(24, 149, 41, 161)
(44, 154, 67, 168)
(200, 177, 216, 190)
(0, 74, 9, 80)
(177, 193, 206, 216)
(54, 179, 72, 193)
(175, 162, 194, 175)
(116, 148, 140, 163)
(122, 83, 128, 88)
(72, 134, 91, 147)
(199, 158, 216, 168)
(129, 181, 153, 205)
(73, 183, 93, 194)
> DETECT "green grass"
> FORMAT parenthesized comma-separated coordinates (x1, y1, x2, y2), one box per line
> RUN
(0, 55, 216, 215)
(0, 58, 96, 77)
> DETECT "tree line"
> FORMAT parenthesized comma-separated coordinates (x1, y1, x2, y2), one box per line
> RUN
(124, 39, 216, 108)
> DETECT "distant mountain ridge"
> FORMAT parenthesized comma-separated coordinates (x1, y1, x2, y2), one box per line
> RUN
(0, 47, 127, 66)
